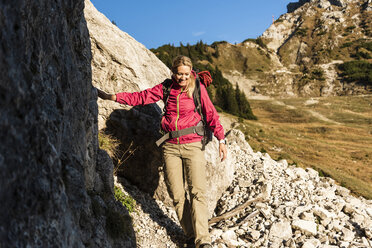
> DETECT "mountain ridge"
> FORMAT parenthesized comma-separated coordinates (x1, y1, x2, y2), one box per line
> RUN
(152, 0, 372, 98)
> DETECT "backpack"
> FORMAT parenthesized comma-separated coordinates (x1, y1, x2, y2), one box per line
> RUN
(155, 71, 213, 150)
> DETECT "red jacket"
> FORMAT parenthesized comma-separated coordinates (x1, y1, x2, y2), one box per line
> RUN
(115, 79, 225, 144)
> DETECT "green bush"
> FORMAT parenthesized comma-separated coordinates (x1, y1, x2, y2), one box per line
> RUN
(338, 60, 372, 85)
(341, 42, 353, 48)
(311, 68, 326, 81)
(211, 40, 228, 47)
(360, 42, 372, 52)
(345, 25, 356, 33)
(355, 51, 372, 59)
(114, 186, 136, 213)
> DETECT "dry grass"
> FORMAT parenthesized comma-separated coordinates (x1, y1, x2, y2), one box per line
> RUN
(98, 131, 137, 175)
(236, 95, 372, 199)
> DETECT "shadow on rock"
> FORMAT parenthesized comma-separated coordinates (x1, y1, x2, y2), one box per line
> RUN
(103, 104, 186, 245)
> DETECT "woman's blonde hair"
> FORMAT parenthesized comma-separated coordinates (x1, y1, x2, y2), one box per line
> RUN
(172, 55, 195, 98)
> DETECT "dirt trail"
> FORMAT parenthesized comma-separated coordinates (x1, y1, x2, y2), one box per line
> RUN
(307, 110, 340, 124)
(272, 100, 340, 124)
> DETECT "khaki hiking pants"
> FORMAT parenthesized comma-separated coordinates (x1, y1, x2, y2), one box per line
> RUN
(162, 142, 211, 246)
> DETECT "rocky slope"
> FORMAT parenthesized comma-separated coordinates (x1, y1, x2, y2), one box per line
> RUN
(0, 0, 135, 247)
(117, 129, 372, 247)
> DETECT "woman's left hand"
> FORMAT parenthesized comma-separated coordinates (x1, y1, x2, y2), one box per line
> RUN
(219, 143, 227, 162)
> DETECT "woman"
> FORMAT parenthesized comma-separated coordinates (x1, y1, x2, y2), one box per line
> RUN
(97, 55, 227, 248)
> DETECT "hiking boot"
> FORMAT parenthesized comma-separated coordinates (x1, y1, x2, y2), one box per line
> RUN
(183, 237, 195, 248)
(199, 244, 212, 248)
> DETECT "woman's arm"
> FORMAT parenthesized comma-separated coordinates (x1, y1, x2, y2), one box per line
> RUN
(115, 83, 163, 106)
(96, 83, 164, 106)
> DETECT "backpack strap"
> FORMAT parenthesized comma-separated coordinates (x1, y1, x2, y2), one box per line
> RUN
(193, 76, 202, 116)
(162, 79, 173, 114)
(193, 76, 209, 150)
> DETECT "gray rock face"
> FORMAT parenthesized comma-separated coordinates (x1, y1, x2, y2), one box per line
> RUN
(0, 0, 134, 247)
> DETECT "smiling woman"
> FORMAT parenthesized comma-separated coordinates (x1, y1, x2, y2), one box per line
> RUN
(95, 54, 227, 247)
(89, 0, 292, 49)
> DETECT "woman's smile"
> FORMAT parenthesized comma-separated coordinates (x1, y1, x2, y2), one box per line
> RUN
(175, 65, 191, 87)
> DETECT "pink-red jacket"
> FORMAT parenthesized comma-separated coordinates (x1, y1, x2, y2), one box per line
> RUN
(115, 79, 225, 144)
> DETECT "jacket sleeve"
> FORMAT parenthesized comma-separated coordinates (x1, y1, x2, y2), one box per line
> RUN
(200, 84, 225, 140)
(115, 83, 163, 106)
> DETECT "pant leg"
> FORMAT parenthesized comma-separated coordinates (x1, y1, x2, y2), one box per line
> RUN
(162, 142, 194, 238)
(181, 142, 211, 246)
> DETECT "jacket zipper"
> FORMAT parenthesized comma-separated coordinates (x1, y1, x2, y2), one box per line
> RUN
(175, 88, 183, 144)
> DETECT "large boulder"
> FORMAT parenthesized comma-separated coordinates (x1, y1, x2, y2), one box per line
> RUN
(0, 0, 135, 247)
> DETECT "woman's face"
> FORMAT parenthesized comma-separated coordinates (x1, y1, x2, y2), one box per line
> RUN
(174, 65, 191, 88)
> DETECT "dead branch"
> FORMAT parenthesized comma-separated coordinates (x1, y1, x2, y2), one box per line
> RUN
(209, 195, 265, 225)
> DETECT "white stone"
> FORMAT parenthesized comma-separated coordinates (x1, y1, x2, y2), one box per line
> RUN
(306, 168, 319, 180)
(352, 213, 365, 224)
(292, 220, 317, 236)
(343, 203, 355, 214)
(366, 207, 372, 218)
(270, 237, 282, 248)
(302, 241, 315, 248)
(278, 159, 288, 168)
(303, 238, 321, 247)
(341, 227, 355, 242)
(313, 206, 336, 220)
(320, 218, 332, 227)
(210, 228, 223, 237)
(261, 182, 273, 200)
(293, 167, 309, 180)
(250, 230, 261, 240)
(221, 230, 237, 243)
(259, 208, 272, 219)
(365, 226, 372, 239)
(362, 237, 370, 247)
(300, 212, 315, 221)
(339, 241, 349, 248)
(335, 186, 350, 197)
(269, 220, 293, 241)
(293, 205, 313, 217)
(330, 220, 343, 232)
(285, 168, 296, 179)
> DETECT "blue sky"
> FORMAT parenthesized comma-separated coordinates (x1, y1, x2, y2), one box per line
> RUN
(90, 0, 293, 49)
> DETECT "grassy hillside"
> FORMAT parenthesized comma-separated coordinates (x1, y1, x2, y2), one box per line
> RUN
(228, 95, 372, 199)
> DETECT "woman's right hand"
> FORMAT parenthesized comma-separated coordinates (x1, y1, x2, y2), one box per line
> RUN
(96, 88, 116, 101)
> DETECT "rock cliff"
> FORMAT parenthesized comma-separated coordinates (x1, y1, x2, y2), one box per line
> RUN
(0, 0, 134, 247)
